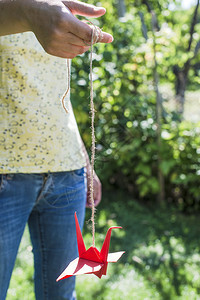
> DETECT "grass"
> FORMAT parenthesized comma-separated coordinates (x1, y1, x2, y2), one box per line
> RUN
(6, 190, 200, 300)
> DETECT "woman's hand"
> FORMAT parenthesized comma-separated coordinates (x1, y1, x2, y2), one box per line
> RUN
(86, 170, 102, 208)
(81, 140, 102, 207)
(0, 0, 113, 58)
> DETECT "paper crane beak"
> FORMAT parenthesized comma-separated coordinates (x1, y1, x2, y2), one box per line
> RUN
(100, 225, 122, 261)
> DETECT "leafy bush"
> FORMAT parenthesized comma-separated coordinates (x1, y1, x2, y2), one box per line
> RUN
(164, 122, 200, 211)
(70, 1, 200, 211)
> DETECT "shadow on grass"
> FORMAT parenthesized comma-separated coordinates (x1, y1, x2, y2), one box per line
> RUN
(83, 189, 200, 299)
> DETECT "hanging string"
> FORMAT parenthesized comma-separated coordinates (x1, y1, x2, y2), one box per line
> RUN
(87, 22, 102, 247)
(62, 23, 101, 248)
(89, 26, 96, 247)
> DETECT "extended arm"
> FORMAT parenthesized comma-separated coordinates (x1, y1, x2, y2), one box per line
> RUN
(0, 0, 29, 35)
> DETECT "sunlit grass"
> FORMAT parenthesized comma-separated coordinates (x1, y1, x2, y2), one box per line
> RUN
(7, 229, 34, 300)
(7, 190, 200, 299)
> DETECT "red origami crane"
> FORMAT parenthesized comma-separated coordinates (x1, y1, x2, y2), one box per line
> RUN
(56, 212, 124, 281)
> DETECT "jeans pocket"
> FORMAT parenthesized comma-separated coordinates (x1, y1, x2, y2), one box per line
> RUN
(0, 175, 7, 193)
(0, 174, 15, 194)
(43, 170, 86, 209)
(72, 167, 86, 179)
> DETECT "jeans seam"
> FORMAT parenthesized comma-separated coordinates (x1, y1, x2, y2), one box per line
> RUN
(38, 214, 49, 300)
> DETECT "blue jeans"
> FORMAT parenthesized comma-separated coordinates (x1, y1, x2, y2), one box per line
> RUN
(0, 168, 86, 300)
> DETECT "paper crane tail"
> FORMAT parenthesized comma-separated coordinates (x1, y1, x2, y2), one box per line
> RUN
(75, 212, 86, 256)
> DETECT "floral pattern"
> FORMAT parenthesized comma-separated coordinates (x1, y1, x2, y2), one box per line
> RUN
(0, 32, 85, 173)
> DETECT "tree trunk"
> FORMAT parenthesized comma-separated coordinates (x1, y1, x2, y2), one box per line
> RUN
(117, 0, 126, 18)
(151, 12, 165, 203)
(173, 0, 200, 115)
(141, 2, 165, 203)
(173, 67, 187, 114)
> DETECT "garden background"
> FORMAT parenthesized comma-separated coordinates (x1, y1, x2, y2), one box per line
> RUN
(7, 0, 200, 299)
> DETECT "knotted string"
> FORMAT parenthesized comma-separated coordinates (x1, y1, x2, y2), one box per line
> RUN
(89, 27, 96, 247)
(61, 24, 99, 247)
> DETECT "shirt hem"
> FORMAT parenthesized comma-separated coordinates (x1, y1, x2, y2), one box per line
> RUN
(0, 162, 86, 174)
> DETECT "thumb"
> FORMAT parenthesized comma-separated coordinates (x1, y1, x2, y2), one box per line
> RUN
(62, 0, 106, 17)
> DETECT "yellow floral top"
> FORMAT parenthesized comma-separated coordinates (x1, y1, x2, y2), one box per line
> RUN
(0, 32, 86, 173)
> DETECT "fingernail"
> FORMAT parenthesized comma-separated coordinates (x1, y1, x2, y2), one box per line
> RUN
(94, 7, 106, 12)
(108, 34, 114, 43)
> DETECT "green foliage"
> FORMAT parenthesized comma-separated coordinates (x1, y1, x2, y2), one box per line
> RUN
(165, 122, 200, 211)
(71, 0, 200, 211)
(162, 122, 200, 208)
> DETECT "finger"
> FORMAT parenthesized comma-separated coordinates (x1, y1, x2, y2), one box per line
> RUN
(63, 0, 106, 17)
(93, 180, 102, 207)
(61, 43, 90, 54)
(47, 50, 75, 59)
(81, 22, 113, 44)
(50, 29, 91, 49)
(61, 12, 93, 42)
(98, 30, 113, 44)
(71, 24, 113, 44)
(86, 191, 92, 208)
(46, 47, 89, 59)
(94, 195, 101, 207)
(61, 7, 113, 43)
(46, 35, 90, 58)
(64, 32, 89, 46)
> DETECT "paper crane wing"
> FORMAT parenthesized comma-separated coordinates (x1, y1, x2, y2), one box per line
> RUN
(107, 251, 125, 263)
(56, 257, 103, 281)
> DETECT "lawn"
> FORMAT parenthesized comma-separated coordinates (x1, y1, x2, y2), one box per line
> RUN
(6, 190, 200, 300)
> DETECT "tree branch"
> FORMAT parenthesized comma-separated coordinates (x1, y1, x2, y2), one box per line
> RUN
(142, 0, 160, 31)
(194, 39, 200, 57)
(117, 0, 126, 18)
(183, 39, 200, 76)
(187, 0, 200, 52)
(138, 11, 148, 40)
